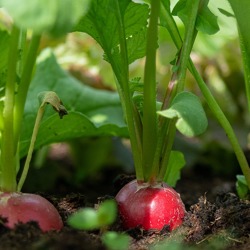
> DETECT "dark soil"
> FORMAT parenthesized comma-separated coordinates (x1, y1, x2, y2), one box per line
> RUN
(0, 149, 249, 250)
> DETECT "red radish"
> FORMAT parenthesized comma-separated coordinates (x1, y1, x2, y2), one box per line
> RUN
(115, 180, 185, 231)
(0, 192, 63, 232)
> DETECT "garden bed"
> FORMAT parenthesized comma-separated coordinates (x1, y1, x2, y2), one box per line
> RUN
(0, 160, 249, 250)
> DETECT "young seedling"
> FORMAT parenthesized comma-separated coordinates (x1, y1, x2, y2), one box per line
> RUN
(68, 199, 130, 250)
(68, 199, 117, 231)
(101, 232, 130, 250)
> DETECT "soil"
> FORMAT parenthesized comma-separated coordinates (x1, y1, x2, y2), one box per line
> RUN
(0, 149, 249, 250)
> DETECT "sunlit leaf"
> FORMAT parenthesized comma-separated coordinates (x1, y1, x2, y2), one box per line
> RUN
(172, 0, 189, 27)
(218, 8, 234, 18)
(172, 0, 219, 35)
(158, 91, 208, 137)
(196, 5, 219, 35)
(74, 0, 149, 65)
(1, 0, 90, 36)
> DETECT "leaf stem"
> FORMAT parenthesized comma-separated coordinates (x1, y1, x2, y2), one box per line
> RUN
(238, 31, 250, 116)
(157, 0, 200, 181)
(17, 30, 27, 77)
(175, 0, 200, 93)
(158, 119, 176, 180)
(142, 0, 160, 183)
(17, 91, 67, 191)
(191, 64, 250, 189)
(0, 26, 20, 192)
(113, 0, 143, 181)
(14, 34, 41, 153)
(17, 105, 45, 191)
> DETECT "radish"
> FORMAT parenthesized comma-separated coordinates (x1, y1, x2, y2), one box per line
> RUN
(115, 180, 185, 231)
(0, 192, 63, 232)
(0, 92, 66, 232)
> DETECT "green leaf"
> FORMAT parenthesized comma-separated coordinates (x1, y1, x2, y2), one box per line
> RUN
(172, 0, 219, 35)
(67, 200, 117, 230)
(19, 50, 127, 158)
(126, 28, 147, 64)
(129, 77, 143, 94)
(196, 5, 219, 35)
(1, 0, 90, 36)
(172, 0, 190, 27)
(164, 151, 185, 187)
(161, 0, 170, 12)
(158, 91, 208, 137)
(102, 231, 130, 250)
(236, 175, 249, 199)
(74, 0, 149, 65)
(218, 8, 234, 18)
(97, 200, 117, 227)
(67, 208, 100, 230)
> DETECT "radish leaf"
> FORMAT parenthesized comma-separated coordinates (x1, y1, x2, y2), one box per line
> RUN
(158, 91, 208, 137)
(196, 4, 219, 35)
(19, 50, 127, 157)
(164, 151, 185, 187)
(68, 200, 117, 230)
(0, 0, 90, 36)
(74, 0, 149, 65)
(172, 0, 219, 35)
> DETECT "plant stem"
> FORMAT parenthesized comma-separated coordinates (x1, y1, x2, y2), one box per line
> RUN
(14, 34, 41, 153)
(158, 119, 176, 180)
(175, 0, 200, 93)
(191, 64, 250, 189)
(17, 91, 68, 191)
(17, 105, 45, 191)
(161, 1, 250, 189)
(142, 0, 160, 183)
(228, 0, 250, 114)
(157, 0, 200, 181)
(17, 30, 27, 78)
(238, 31, 250, 116)
(0, 26, 20, 192)
(113, 0, 143, 181)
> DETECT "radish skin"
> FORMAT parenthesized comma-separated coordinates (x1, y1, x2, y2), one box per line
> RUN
(115, 180, 186, 231)
(0, 192, 63, 232)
